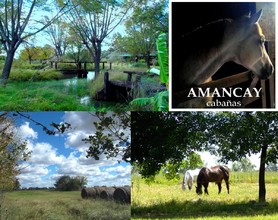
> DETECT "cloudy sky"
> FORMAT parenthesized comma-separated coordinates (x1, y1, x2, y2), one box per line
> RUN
(12, 112, 130, 188)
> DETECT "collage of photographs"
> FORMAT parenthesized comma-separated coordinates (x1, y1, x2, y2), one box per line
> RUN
(0, 0, 277, 220)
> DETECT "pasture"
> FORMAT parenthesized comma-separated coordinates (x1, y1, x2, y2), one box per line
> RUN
(0, 190, 130, 220)
(131, 172, 278, 219)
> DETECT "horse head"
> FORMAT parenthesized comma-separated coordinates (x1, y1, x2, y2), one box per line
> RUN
(231, 9, 274, 79)
(195, 185, 202, 195)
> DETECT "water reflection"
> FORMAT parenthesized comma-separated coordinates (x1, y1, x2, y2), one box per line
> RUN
(62, 71, 95, 106)
(87, 71, 95, 80)
(80, 96, 91, 105)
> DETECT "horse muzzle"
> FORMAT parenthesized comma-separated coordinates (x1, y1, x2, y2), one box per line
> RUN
(259, 63, 274, 80)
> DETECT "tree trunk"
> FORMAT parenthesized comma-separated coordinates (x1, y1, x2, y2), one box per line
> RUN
(258, 145, 267, 202)
(94, 41, 102, 77)
(1, 50, 15, 85)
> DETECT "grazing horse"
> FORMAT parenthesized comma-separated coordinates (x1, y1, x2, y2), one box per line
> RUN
(172, 10, 274, 107)
(196, 165, 230, 195)
(182, 168, 200, 191)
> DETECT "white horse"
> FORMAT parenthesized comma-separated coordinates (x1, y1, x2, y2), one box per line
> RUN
(182, 168, 200, 191)
(172, 10, 274, 107)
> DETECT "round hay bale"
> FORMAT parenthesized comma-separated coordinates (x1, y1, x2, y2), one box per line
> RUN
(113, 186, 131, 204)
(81, 186, 107, 199)
(100, 188, 116, 200)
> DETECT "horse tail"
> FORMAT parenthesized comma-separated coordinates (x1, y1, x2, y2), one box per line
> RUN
(219, 165, 230, 180)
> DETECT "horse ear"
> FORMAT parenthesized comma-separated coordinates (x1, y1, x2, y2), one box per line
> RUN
(249, 9, 263, 24)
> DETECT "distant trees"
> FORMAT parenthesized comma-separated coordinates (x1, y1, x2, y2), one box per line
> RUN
(19, 45, 55, 63)
(232, 158, 256, 172)
(0, 113, 30, 191)
(54, 175, 87, 191)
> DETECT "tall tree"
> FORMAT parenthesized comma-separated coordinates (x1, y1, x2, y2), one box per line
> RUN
(0, 0, 69, 85)
(112, 0, 168, 66)
(61, 0, 133, 76)
(0, 113, 30, 190)
(45, 16, 69, 59)
(205, 112, 278, 202)
(131, 112, 207, 178)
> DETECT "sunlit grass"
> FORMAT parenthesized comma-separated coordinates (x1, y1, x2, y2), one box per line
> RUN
(131, 172, 278, 219)
(1, 190, 130, 220)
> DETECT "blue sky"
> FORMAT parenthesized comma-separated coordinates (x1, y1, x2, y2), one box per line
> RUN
(11, 112, 131, 188)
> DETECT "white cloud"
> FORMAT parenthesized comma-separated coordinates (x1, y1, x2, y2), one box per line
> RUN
(30, 142, 65, 165)
(16, 112, 131, 188)
(17, 122, 38, 140)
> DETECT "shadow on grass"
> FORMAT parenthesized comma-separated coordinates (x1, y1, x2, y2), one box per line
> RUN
(132, 199, 278, 219)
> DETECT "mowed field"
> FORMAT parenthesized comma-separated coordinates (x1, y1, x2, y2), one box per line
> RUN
(0, 190, 130, 220)
(131, 172, 278, 219)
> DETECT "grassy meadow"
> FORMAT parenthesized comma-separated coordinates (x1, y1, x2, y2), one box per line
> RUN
(0, 190, 130, 220)
(131, 172, 278, 219)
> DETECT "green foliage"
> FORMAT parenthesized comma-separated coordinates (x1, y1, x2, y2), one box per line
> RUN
(0, 113, 31, 191)
(156, 33, 168, 84)
(54, 175, 87, 191)
(9, 69, 62, 81)
(232, 158, 256, 172)
(85, 112, 130, 162)
(19, 46, 46, 63)
(112, 0, 168, 58)
(130, 32, 169, 111)
(131, 112, 207, 178)
(204, 112, 278, 164)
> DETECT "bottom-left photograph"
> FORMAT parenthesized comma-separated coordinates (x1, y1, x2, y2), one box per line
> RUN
(0, 111, 131, 220)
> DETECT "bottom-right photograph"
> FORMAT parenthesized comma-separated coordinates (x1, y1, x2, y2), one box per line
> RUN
(131, 111, 278, 219)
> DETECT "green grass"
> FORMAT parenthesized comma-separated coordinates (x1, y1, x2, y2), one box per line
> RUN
(1, 190, 130, 220)
(0, 79, 129, 111)
(131, 172, 278, 219)
(0, 60, 162, 111)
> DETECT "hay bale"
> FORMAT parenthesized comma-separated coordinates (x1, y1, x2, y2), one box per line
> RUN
(100, 188, 116, 200)
(81, 186, 107, 199)
(113, 186, 131, 204)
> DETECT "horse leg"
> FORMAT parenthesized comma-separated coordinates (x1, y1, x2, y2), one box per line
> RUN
(203, 183, 209, 195)
(225, 179, 230, 194)
(217, 182, 222, 194)
(189, 180, 193, 190)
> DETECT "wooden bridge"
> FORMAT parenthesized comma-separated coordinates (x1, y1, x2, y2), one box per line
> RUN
(49, 61, 112, 78)
(95, 71, 165, 101)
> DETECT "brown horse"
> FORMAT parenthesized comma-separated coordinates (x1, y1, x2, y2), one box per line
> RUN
(196, 165, 230, 195)
(172, 9, 274, 108)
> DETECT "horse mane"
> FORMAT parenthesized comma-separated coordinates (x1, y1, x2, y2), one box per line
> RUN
(173, 18, 233, 90)
(178, 19, 233, 58)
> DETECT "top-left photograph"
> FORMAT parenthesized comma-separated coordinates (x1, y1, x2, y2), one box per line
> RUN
(0, 0, 169, 111)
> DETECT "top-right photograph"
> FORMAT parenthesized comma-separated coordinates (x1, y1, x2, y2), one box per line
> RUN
(170, 2, 275, 109)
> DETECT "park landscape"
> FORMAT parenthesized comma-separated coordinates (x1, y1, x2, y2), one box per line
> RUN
(131, 112, 278, 219)
(0, 0, 169, 111)
(0, 112, 131, 219)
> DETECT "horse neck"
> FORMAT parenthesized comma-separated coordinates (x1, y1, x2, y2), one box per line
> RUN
(180, 19, 236, 87)
(186, 43, 234, 86)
